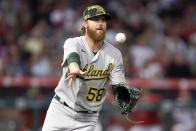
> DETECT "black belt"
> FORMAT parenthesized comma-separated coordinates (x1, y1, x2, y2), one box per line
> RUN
(54, 95, 97, 114)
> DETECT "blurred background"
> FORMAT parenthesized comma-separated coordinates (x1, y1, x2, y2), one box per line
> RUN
(0, 0, 196, 131)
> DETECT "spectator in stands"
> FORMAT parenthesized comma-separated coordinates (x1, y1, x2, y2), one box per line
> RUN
(187, 33, 196, 77)
(24, 20, 47, 56)
(164, 24, 188, 59)
(30, 52, 52, 76)
(49, 0, 75, 33)
(165, 51, 192, 78)
(0, 41, 6, 75)
(5, 45, 26, 76)
(171, 88, 196, 131)
(139, 60, 164, 79)
(129, 26, 155, 77)
(179, 4, 196, 42)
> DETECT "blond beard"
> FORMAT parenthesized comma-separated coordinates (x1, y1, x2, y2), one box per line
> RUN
(86, 26, 106, 42)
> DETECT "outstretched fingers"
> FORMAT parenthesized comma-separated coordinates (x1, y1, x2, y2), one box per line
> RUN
(64, 74, 75, 88)
(68, 70, 87, 76)
(64, 75, 73, 82)
(80, 70, 87, 75)
(68, 77, 75, 88)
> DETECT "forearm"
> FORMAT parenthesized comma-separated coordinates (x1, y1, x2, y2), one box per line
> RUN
(68, 62, 80, 72)
(65, 52, 84, 88)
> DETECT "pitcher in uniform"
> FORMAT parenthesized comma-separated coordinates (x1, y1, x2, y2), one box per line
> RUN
(42, 5, 128, 131)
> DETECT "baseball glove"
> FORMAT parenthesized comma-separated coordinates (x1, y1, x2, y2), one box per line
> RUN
(112, 83, 142, 115)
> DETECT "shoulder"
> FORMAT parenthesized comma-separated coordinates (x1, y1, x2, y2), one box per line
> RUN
(103, 40, 122, 57)
(63, 36, 84, 48)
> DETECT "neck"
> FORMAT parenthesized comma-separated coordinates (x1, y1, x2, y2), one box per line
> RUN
(85, 35, 103, 52)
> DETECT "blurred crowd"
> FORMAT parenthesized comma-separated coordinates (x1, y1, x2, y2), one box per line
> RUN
(0, 0, 196, 79)
(0, 0, 196, 131)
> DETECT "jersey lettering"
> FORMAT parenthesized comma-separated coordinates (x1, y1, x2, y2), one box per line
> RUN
(81, 63, 113, 77)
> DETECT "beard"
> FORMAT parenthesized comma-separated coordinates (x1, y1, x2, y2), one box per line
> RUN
(86, 26, 106, 42)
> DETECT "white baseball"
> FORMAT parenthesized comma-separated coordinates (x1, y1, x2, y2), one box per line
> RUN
(115, 33, 126, 43)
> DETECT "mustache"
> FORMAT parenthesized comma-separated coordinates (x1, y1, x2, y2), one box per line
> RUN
(96, 26, 104, 30)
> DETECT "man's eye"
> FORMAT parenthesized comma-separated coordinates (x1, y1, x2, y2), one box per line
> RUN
(90, 17, 106, 21)
(91, 17, 99, 21)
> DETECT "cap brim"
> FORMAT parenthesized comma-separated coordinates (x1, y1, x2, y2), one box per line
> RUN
(86, 13, 111, 21)
(104, 14, 112, 21)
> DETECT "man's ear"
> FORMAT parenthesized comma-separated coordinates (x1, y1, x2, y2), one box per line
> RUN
(83, 21, 87, 28)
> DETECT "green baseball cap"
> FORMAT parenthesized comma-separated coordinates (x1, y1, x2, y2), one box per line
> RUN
(82, 5, 111, 21)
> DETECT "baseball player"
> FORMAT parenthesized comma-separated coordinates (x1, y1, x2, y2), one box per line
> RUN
(42, 5, 142, 131)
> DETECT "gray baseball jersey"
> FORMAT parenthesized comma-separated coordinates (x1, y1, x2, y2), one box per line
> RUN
(55, 36, 126, 112)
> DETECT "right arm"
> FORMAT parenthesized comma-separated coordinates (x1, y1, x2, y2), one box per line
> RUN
(65, 61, 86, 88)
(62, 39, 86, 88)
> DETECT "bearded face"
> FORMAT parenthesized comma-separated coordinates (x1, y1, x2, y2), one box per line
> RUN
(84, 16, 106, 42)
(86, 25, 106, 42)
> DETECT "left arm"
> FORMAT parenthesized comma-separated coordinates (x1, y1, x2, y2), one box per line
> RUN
(109, 51, 142, 114)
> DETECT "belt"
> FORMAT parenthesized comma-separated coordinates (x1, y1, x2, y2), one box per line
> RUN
(54, 95, 97, 114)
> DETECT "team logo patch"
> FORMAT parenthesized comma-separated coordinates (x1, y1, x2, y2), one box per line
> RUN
(116, 64, 124, 73)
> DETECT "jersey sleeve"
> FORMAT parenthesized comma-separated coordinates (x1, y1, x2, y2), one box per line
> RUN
(61, 38, 80, 67)
(109, 52, 126, 85)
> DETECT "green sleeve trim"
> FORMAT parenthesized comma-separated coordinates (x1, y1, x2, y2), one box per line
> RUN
(67, 52, 81, 66)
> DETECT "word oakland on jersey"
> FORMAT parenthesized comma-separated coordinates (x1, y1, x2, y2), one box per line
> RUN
(55, 36, 126, 112)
